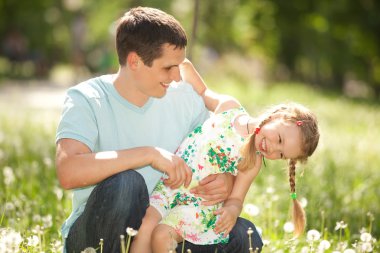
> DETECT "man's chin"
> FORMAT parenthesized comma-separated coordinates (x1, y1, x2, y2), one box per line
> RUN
(152, 90, 167, 98)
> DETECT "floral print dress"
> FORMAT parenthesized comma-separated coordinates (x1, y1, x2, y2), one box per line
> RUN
(150, 107, 248, 245)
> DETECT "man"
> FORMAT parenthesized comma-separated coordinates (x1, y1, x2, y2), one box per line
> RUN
(56, 6, 263, 252)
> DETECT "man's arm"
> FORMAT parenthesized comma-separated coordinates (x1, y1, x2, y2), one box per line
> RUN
(56, 138, 192, 190)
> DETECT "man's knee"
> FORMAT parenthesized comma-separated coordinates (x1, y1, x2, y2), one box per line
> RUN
(225, 218, 263, 252)
(88, 170, 149, 222)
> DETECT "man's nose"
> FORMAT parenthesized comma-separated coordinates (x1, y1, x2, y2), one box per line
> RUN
(170, 67, 181, 82)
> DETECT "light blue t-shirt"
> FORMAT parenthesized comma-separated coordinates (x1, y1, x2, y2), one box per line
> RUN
(56, 74, 209, 239)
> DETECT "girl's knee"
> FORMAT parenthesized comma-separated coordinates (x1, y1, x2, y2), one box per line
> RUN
(151, 225, 171, 245)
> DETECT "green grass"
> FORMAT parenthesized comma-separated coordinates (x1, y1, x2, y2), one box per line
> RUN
(0, 80, 379, 252)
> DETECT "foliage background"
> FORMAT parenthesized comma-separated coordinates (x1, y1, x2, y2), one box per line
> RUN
(0, 0, 379, 251)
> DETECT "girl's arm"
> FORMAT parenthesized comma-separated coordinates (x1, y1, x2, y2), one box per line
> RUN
(214, 158, 262, 235)
(180, 59, 241, 114)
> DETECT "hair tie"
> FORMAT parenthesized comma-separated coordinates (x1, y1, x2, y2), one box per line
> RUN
(290, 192, 297, 200)
(254, 127, 260, 134)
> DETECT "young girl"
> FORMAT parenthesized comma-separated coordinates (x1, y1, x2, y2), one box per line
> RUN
(131, 60, 320, 253)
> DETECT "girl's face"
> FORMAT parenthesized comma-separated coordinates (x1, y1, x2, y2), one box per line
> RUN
(254, 118, 303, 160)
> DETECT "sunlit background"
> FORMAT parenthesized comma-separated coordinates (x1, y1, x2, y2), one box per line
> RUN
(0, 0, 379, 252)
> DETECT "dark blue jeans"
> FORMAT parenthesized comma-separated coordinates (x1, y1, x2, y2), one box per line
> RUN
(66, 170, 263, 253)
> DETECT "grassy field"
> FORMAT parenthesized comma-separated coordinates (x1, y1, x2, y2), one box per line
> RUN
(0, 80, 379, 252)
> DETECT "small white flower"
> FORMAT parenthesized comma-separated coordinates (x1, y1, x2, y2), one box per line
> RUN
(300, 197, 308, 208)
(126, 227, 138, 236)
(283, 222, 294, 233)
(335, 221, 348, 230)
(318, 240, 331, 250)
(5, 202, 15, 211)
(27, 235, 39, 247)
(301, 246, 309, 253)
(42, 214, 53, 228)
(360, 232, 372, 242)
(262, 239, 270, 246)
(244, 203, 260, 217)
(307, 229, 321, 242)
(33, 214, 41, 223)
(343, 249, 355, 253)
(361, 242, 373, 252)
(3, 166, 15, 185)
(266, 187, 275, 194)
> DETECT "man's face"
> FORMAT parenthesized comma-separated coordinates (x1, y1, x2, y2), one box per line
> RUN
(135, 43, 186, 99)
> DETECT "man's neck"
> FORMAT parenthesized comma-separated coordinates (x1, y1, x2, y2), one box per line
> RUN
(113, 68, 149, 107)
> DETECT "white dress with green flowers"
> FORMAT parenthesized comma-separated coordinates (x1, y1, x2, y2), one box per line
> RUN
(150, 107, 247, 245)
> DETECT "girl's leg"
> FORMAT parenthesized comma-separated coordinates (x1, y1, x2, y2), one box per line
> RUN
(130, 206, 162, 253)
(151, 224, 183, 253)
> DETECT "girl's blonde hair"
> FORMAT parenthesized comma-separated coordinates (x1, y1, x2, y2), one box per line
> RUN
(239, 102, 320, 236)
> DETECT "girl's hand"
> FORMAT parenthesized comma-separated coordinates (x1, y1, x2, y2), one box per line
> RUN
(213, 205, 240, 237)
(179, 59, 206, 96)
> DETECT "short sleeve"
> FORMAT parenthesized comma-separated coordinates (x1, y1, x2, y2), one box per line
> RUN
(56, 88, 98, 151)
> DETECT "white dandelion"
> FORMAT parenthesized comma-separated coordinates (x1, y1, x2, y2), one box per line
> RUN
(283, 222, 294, 233)
(244, 203, 260, 217)
(307, 229, 321, 242)
(360, 232, 372, 242)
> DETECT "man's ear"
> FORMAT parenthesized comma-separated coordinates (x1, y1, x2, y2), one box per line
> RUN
(126, 52, 141, 70)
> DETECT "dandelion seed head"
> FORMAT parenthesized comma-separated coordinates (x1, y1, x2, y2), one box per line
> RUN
(360, 232, 372, 242)
(283, 222, 294, 233)
(318, 240, 331, 250)
(0, 228, 23, 250)
(307, 229, 321, 242)
(126, 227, 138, 236)
(54, 187, 64, 200)
(27, 235, 39, 247)
(42, 214, 53, 228)
(271, 194, 279, 202)
(283, 221, 294, 233)
(3, 166, 15, 185)
(266, 187, 275, 194)
(262, 239, 270, 246)
(366, 212, 374, 221)
(300, 197, 308, 208)
(33, 214, 41, 223)
(343, 249, 355, 253)
(5, 202, 15, 211)
(335, 220, 348, 230)
(244, 203, 260, 217)
(361, 242, 373, 252)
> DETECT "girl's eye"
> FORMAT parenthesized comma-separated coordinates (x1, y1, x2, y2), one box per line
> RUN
(279, 135, 282, 144)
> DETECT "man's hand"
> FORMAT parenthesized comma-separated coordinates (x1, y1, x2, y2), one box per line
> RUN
(213, 204, 240, 237)
(190, 173, 234, 205)
(150, 147, 192, 189)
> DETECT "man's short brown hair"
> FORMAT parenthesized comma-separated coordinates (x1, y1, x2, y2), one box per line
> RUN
(116, 6, 187, 67)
